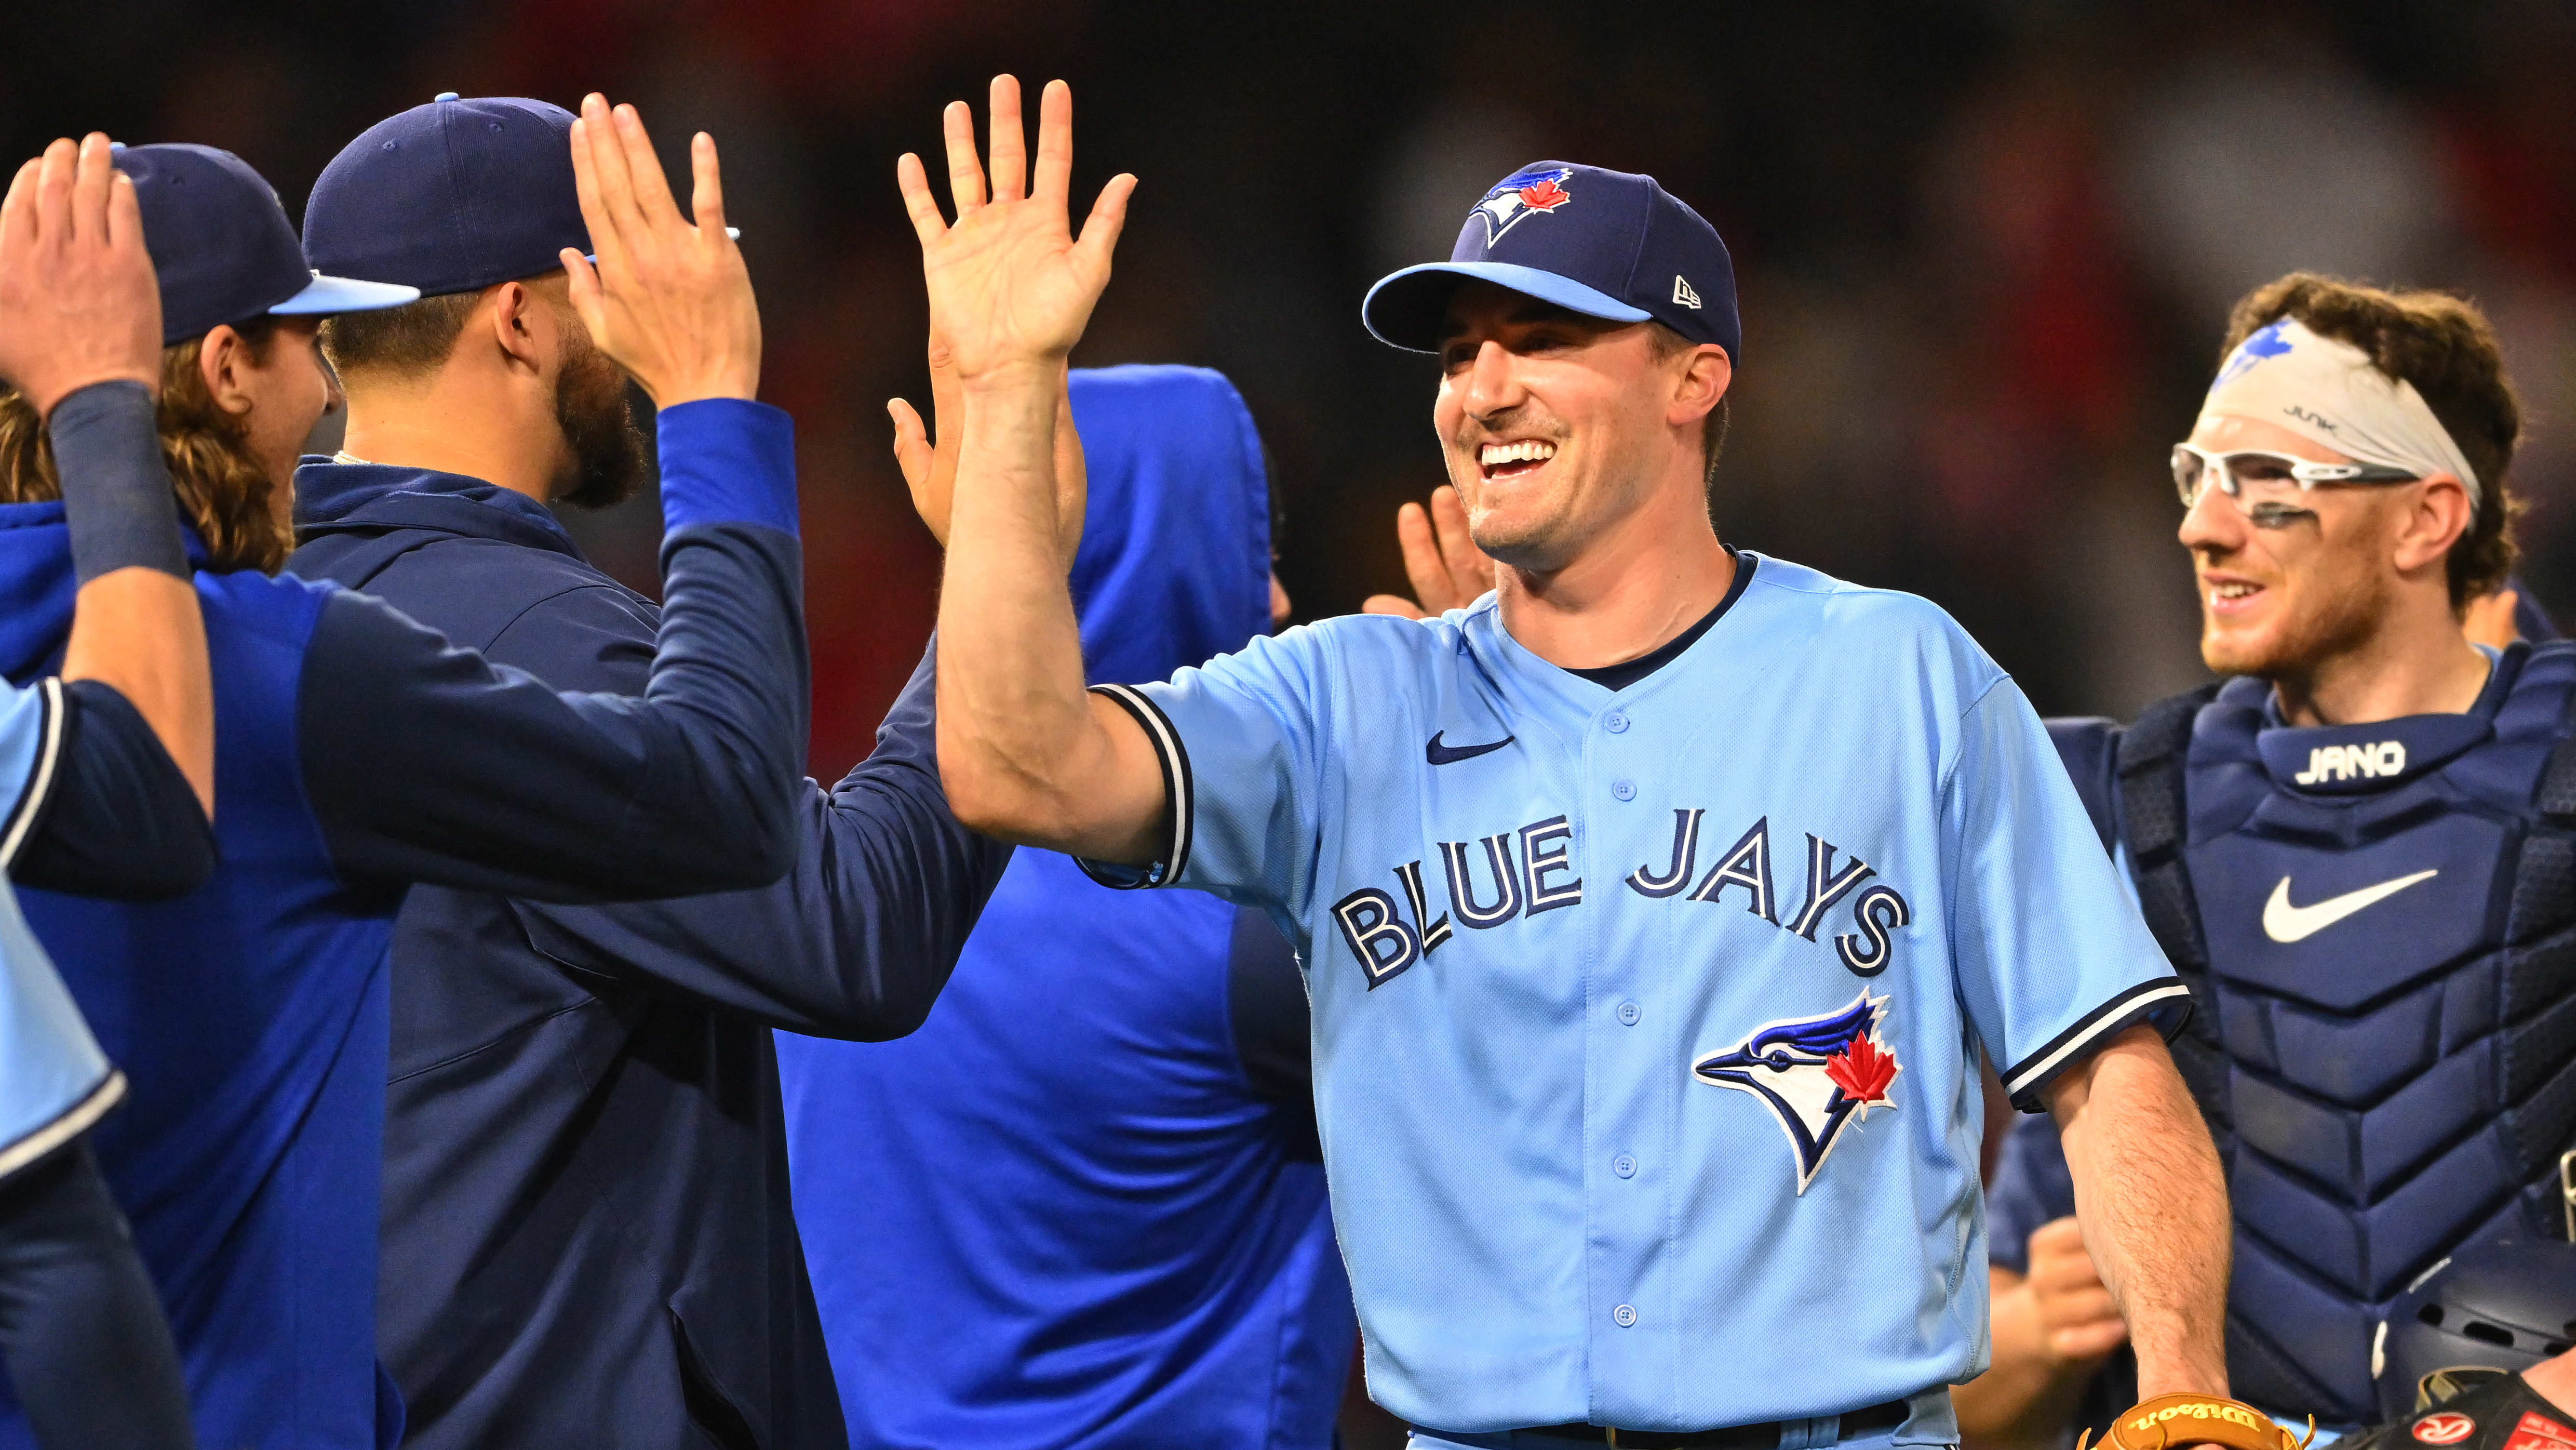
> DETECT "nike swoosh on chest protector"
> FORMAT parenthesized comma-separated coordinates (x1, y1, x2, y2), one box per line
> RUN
(1425, 731, 1514, 765)
(2260, 869, 2439, 943)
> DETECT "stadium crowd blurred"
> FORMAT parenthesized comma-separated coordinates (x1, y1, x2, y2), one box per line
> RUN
(9, 0, 2569, 765)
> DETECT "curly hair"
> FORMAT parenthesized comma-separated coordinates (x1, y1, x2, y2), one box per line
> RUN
(0, 320, 290, 575)
(2219, 273, 2520, 607)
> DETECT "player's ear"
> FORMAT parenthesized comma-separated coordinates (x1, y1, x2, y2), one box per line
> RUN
(2390, 474, 2474, 577)
(1668, 343, 1730, 430)
(197, 325, 252, 418)
(488, 281, 543, 375)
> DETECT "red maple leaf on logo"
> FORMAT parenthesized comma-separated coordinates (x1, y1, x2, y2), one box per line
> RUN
(1518, 177, 1571, 212)
(1825, 1035, 1898, 1108)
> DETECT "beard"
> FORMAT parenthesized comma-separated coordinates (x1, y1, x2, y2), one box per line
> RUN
(2199, 558, 2388, 681)
(549, 324, 651, 510)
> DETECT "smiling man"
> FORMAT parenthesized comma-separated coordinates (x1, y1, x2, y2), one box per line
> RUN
(1960, 273, 2567, 1448)
(907, 78, 2233, 1450)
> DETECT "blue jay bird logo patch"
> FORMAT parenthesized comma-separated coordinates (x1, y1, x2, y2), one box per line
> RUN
(1472, 165, 1575, 245)
(2215, 320, 2295, 385)
(1693, 992, 1900, 1193)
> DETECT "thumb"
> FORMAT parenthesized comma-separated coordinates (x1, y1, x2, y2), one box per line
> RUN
(1361, 594, 1430, 620)
(560, 248, 605, 332)
(889, 397, 932, 493)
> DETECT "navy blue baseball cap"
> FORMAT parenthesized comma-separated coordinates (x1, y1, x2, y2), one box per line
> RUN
(1363, 161, 1740, 364)
(304, 94, 590, 300)
(109, 143, 418, 346)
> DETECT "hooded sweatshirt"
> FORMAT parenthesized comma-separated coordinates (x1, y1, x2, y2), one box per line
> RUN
(287, 410, 1009, 1450)
(0, 398, 810, 1450)
(777, 365, 1356, 1450)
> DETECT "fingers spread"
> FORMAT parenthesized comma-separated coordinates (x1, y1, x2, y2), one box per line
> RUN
(986, 75, 1027, 202)
(895, 153, 948, 244)
(569, 102, 623, 265)
(36, 139, 78, 244)
(888, 397, 931, 488)
(1032, 80, 1073, 201)
(72, 134, 112, 246)
(941, 100, 986, 216)
(1072, 172, 1135, 270)
(612, 103, 682, 226)
(689, 133, 728, 240)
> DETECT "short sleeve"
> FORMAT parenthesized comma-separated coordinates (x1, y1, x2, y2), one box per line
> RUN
(1079, 627, 1330, 917)
(0, 679, 64, 870)
(1945, 678, 2192, 1111)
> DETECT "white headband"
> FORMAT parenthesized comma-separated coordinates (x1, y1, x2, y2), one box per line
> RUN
(2199, 316, 2480, 509)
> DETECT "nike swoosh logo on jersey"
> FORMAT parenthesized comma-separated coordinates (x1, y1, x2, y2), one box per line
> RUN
(1425, 731, 1515, 765)
(2260, 869, 2439, 943)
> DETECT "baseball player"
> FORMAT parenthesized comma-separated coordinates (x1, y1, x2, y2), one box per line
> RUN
(0, 131, 212, 1449)
(1961, 274, 2565, 1445)
(286, 94, 1014, 1450)
(0, 119, 814, 1450)
(903, 77, 2231, 1446)
(784, 362, 1352, 1449)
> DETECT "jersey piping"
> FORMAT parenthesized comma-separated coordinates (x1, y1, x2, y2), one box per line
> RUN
(1089, 683, 1194, 886)
(0, 678, 64, 869)
(2000, 977, 2195, 1103)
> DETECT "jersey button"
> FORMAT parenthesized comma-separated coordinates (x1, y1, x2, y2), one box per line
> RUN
(1613, 1154, 1638, 1179)
(1617, 1000, 1641, 1026)
(1613, 1303, 1639, 1328)
(1604, 711, 1630, 734)
(1611, 779, 1636, 802)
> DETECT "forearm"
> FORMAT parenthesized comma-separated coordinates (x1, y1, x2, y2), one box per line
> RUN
(1954, 1271, 2109, 1450)
(938, 366, 1146, 857)
(2051, 1026, 2231, 1398)
(47, 381, 212, 815)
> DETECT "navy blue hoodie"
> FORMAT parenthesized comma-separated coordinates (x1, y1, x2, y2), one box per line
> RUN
(0, 398, 808, 1450)
(778, 366, 1356, 1450)
(289, 411, 1010, 1449)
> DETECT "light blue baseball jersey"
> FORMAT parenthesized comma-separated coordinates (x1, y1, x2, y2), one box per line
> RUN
(0, 677, 121, 1179)
(1086, 553, 2188, 1436)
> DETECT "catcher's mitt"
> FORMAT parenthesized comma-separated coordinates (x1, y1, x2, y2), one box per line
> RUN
(2078, 1394, 2318, 1450)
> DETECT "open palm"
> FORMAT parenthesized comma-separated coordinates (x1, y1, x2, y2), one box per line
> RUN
(898, 77, 1134, 380)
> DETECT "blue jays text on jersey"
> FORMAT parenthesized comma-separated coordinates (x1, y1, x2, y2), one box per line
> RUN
(1082, 553, 2189, 1437)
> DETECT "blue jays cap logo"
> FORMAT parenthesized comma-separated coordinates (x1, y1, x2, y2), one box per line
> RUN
(1693, 992, 1900, 1193)
(1472, 165, 1575, 246)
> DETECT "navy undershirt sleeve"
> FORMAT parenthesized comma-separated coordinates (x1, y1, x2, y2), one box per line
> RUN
(509, 637, 1018, 1037)
(1228, 906, 1321, 1162)
(297, 402, 810, 901)
(10, 680, 216, 901)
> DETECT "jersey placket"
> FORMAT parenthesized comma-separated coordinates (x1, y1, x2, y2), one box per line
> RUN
(1580, 695, 1681, 1425)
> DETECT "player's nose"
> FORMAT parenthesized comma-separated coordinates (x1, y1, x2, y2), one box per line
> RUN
(1458, 339, 1530, 419)
(2177, 486, 2240, 554)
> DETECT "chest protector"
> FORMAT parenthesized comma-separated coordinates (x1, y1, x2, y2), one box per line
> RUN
(2111, 641, 2576, 1424)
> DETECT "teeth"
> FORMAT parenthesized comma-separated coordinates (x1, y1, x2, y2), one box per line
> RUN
(1480, 440, 1558, 467)
(2211, 583, 2258, 602)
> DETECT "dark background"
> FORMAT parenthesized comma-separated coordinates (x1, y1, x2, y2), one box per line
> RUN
(11, 0, 2573, 772)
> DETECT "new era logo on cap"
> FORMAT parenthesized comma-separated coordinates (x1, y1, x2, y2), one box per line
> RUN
(1362, 159, 1739, 365)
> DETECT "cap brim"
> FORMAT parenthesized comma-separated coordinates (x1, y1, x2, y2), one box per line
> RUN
(1362, 261, 1652, 352)
(271, 273, 422, 317)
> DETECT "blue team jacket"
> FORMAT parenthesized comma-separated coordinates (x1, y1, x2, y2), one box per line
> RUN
(0, 400, 810, 1450)
(288, 436, 1009, 1450)
(777, 366, 1358, 1450)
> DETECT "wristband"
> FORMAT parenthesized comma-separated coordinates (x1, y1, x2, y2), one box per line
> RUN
(48, 381, 189, 584)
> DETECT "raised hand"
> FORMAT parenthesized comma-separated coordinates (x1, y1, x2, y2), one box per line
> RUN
(1363, 484, 1499, 618)
(896, 76, 1134, 383)
(561, 96, 760, 407)
(889, 334, 1087, 564)
(0, 134, 163, 419)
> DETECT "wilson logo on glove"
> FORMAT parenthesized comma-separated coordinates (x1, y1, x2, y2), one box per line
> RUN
(2081, 1394, 2316, 1450)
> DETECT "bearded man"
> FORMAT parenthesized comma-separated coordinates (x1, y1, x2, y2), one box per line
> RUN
(1957, 273, 2564, 1448)
(289, 95, 1012, 1450)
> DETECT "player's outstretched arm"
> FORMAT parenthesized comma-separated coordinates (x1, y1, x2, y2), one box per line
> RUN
(2046, 1025, 2231, 1402)
(901, 76, 1162, 862)
(0, 134, 215, 819)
